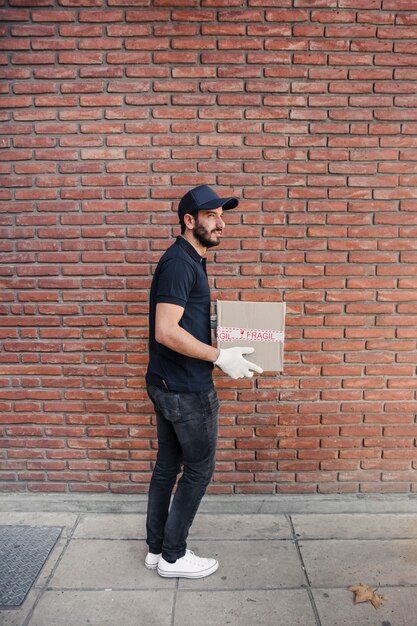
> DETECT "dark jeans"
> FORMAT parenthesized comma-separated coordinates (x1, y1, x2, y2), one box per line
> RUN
(146, 383, 219, 562)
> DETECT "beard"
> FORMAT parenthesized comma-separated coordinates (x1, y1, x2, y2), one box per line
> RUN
(192, 220, 221, 248)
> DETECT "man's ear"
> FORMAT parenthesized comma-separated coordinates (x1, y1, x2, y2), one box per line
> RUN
(183, 212, 197, 230)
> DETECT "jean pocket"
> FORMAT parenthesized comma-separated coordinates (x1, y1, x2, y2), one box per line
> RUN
(148, 386, 181, 423)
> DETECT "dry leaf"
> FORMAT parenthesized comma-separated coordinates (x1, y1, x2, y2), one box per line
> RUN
(348, 583, 385, 609)
(349, 583, 373, 604)
(370, 592, 385, 609)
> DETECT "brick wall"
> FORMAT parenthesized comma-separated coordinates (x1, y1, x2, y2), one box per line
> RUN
(1, 0, 417, 495)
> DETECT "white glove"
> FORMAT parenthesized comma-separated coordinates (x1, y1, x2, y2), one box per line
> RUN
(214, 347, 263, 379)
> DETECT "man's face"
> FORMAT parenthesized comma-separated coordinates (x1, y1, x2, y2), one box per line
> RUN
(191, 208, 226, 249)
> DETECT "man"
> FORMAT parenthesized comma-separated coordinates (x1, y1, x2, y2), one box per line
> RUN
(145, 184, 263, 579)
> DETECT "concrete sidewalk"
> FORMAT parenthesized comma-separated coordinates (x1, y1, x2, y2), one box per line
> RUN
(1, 494, 417, 625)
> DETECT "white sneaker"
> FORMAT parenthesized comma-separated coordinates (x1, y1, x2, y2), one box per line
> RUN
(144, 552, 161, 570)
(157, 549, 219, 579)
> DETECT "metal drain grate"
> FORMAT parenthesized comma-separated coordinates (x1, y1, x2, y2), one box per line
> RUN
(0, 525, 62, 608)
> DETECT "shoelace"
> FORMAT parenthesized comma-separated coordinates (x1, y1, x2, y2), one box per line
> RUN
(185, 550, 204, 564)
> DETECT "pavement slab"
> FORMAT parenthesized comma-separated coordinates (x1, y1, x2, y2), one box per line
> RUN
(292, 513, 417, 540)
(178, 539, 305, 591)
(28, 590, 174, 626)
(174, 589, 316, 626)
(190, 513, 292, 540)
(313, 587, 417, 626)
(74, 512, 292, 542)
(48, 539, 175, 590)
(299, 539, 417, 587)
(74, 513, 146, 539)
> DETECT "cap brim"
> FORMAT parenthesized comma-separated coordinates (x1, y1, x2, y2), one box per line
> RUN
(198, 196, 239, 211)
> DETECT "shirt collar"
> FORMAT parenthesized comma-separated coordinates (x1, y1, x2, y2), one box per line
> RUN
(175, 236, 205, 264)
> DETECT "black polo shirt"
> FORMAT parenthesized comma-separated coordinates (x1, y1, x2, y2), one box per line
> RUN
(146, 236, 214, 393)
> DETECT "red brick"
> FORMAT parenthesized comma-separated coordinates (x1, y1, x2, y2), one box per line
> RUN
(78, 10, 122, 22)
(236, 484, 274, 494)
(125, 9, 170, 21)
(172, 10, 214, 21)
(0, 10, 29, 21)
(31, 10, 74, 22)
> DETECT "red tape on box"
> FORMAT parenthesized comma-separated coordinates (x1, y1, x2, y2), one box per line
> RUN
(216, 327, 284, 343)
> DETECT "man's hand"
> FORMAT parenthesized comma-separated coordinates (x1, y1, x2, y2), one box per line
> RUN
(214, 347, 263, 379)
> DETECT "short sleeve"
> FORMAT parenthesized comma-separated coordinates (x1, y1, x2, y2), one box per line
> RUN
(155, 258, 196, 308)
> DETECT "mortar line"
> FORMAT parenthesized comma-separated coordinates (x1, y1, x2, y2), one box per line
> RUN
(66, 535, 417, 542)
(38, 580, 417, 594)
(171, 578, 179, 626)
(287, 513, 323, 626)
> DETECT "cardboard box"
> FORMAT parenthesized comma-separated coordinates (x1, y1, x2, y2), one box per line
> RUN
(215, 300, 286, 372)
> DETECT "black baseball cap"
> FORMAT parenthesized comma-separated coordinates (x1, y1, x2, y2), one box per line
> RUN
(178, 184, 239, 221)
